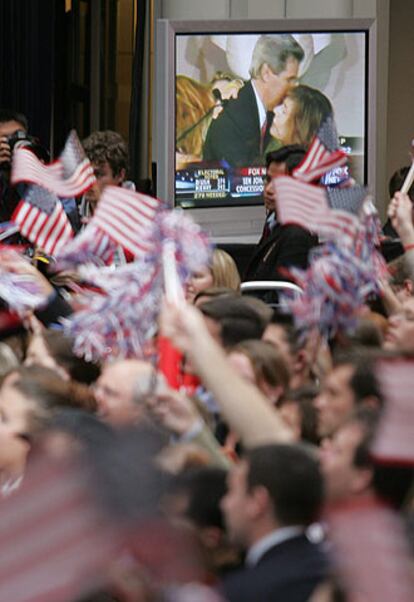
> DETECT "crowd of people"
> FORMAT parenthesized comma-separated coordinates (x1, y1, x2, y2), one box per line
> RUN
(0, 67, 413, 602)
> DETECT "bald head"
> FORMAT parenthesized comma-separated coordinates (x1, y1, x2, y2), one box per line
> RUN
(94, 359, 154, 426)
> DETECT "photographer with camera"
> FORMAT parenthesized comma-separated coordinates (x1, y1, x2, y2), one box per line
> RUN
(0, 109, 81, 234)
(0, 110, 32, 224)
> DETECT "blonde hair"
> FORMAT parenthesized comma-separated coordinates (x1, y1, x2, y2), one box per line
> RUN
(210, 249, 241, 291)
(176, 75, 215, 156)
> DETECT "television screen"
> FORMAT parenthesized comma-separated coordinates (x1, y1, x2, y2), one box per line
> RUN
(174, 30, 368, 210)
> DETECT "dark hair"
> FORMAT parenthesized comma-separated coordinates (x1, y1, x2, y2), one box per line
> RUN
(83, 130, 128, 177)
(171, 466, 227, 529)
(230, 339, 290, 392)
(278, 385, 320, 445)
(389, 166, 414, 202)
(194, 287, 239, 305)
(246, 444, 323, 526)
(348, 407, 413, 509)
(42, 329, 101, 384)
(0, 109, 28, 131)
(268, 311, 304, 354)
(266, 144, 306, 173)
(200, 296, 267, 347)
(286, 85, 333, 147)
(332, 348, 384, 406)
(4, 365, 96, 437)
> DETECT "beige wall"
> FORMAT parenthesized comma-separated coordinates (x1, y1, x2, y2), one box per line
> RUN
(387, 0, 414, 194)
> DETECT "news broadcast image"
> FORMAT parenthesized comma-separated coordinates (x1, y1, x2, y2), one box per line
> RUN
(175, 31, 367, 209)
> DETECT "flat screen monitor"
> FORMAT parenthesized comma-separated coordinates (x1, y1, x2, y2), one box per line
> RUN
(155, 18, 377, 242)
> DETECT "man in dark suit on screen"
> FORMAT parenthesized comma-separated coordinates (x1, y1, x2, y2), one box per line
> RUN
(220, 444, 328, 602)
(203, 35, 304, 167)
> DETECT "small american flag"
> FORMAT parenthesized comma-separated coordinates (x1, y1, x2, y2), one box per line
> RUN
(273, 176, 329, 229)
(274, 177, 362, 245)
(316, 209, 360, 245)
(372, 358, 414, 465)
(11, 130, 95, 198)
(0, 455, 118, 602)
(293, 116, 348, 183)
(55, 223, 116, 268)
(92, 186, 160, 257)
(327, 184, 367, 215)
(12, 185, 73, 255)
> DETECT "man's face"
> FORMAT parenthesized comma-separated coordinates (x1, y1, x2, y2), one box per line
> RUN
(221, 460, 252, 547)
(94, 360, 152, 426)
(384, 297, 414, 352)
(320, 422, 368, 503)
(262, 57, 299, 110)
(84, 160, 124, 208)
(263, 323, 294, 371)
(314, 364, 356, 438)
(264, 161, 286, 212)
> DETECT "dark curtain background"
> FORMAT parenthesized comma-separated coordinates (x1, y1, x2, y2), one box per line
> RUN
(129, 0, 153, 192)
(0, 0, 68, 156)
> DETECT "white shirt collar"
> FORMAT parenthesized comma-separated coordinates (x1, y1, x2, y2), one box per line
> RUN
(246, 526, 305, 567)
(251, 80, 267, 129)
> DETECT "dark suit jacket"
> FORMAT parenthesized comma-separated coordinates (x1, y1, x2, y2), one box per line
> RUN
(244, 222, 317, 282)
(203, 81, 272, 167)
(221, 534, 328, 602)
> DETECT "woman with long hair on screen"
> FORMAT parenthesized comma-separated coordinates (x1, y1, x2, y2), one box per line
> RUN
(176, 74, 244, 169)
(267, 84, 333, 151)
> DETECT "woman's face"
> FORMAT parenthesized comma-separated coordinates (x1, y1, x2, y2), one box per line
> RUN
(185, 266, 214, 303)
(270, 96, 296, 144)
(384, 297, 414, 352)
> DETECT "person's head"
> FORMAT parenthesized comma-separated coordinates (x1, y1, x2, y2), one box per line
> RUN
(200, 296, 267, 348)
(277, 385, 319, 444)
(94, 359, 154, 426)
(227, 339, 290, 405)
(0, 365, 96, 476)
(250, 35, 304, 110)
(167, 466, 227, 533)
(221, 444, 323, 548)
(321, 405, 414, 507)
(384, 296, 414, 352)
(270, 85, 333, 147)
(0, 110, 29, 173)
(82, 130, 128, 206)
(185, 249, 241, 303)
(25, 329, 100, 385)
(313, 349, 382, 439)
(387, 256, 414, 302)
(320, 407, 378, 504)
(263, 313, 311, 389)
(263, 145, 306, 212)
(0, 109, 28, 137)
(193, 287, 239, 308)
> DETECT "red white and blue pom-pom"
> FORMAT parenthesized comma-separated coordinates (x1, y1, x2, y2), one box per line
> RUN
(63, 209, 212, 361)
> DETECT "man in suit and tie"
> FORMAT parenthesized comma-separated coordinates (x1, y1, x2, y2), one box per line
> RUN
(220, 444, 328, 602)
(244, 145, 317, 281)
(203, 35, 304, 167)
